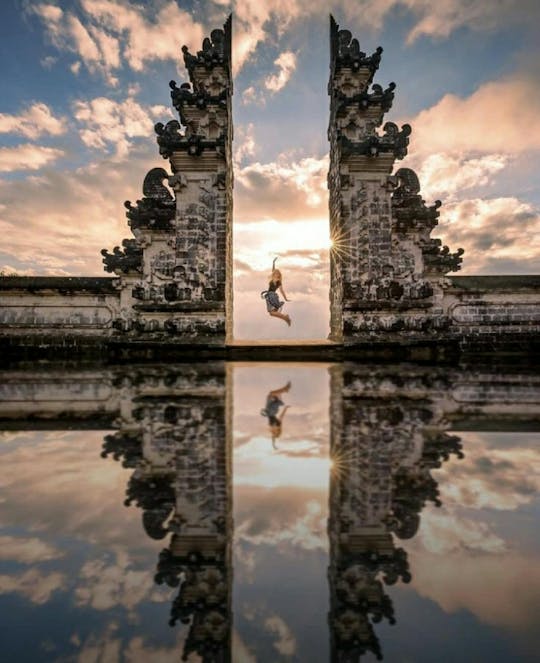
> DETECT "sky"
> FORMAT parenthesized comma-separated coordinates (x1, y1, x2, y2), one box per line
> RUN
(1, 0, 540, 339)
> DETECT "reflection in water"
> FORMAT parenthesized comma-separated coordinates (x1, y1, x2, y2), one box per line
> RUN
(0, 362, 539, 661)
(328, 365, 464, 660)
(260, 381, 291, 449)
(101, 365, 232, 662)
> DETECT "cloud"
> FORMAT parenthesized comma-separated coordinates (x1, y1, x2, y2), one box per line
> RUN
(418, 511, 507, 555)
(0, 102, 66, 140)
(434, 433, 540, 510)
(264, 614, 297, 656)
(0, 569, 65, 604)
(235, 122, 257, 164)
(29, 0, 205, 84)
(235, 155, 328, 222)
(0, 145, 156, 274)
(406, 77, 540, 157)
(411, 548, 540, 631)
(75, 551, 154, 611)
(235, 486, 328, 550)
(414, 153, 508, 202)
(0, 536, 65, 564)
(73, 95, 171, 158)
(264, 51, 297, 93)
(40, 55, 57, 68)
(436, 197, 540, 274)
(0, 144, 65, 172)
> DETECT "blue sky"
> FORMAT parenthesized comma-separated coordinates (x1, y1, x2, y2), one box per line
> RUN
(1, 0, 539, 338)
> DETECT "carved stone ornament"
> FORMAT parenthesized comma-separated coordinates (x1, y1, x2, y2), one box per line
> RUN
(340, 122, 412, 159)
(330, 15, 383, 78)
(155, 120, 225, 158)
(392, 167, 441, 232)
(337, 82, 396, 113)
(181, 15, 232, 78)
(101, 238, 143, 274)
(169, 80, 227, 125)
(124, 168, 175, 232)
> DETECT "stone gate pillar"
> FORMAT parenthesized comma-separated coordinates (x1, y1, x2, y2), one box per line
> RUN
(328, 363, 463, 659)
(101, 362, 233, 661)
(102, 17, 233, 346)
(328, 16, 463, 345)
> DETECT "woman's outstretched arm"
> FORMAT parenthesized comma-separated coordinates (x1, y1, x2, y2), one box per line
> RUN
(279, 284, 290, 301)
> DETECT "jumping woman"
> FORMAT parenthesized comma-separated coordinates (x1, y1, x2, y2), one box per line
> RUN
(261, 257, 291, 326)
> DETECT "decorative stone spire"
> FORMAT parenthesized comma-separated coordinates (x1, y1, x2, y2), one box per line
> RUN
(328, 363, 464, 660)
(101, 17, 233, 345)
(328, 15, 464, 344)
(101, 362, 232, 662)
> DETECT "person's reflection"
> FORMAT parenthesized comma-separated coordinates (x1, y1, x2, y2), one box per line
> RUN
(261, 380, 291, 449)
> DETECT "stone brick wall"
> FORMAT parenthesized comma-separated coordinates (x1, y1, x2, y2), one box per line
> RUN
(0, 277, 120, 351)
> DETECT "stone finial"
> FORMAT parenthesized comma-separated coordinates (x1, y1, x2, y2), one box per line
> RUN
(124, 168, 175, 232)
(181, 14, 232, 80)
(392, 167, 441, 232)
(101, 239, 143, 274)
(330, 14, 383, 77)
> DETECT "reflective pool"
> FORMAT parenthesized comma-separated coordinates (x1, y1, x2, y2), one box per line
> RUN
(0, 362, 539, 661)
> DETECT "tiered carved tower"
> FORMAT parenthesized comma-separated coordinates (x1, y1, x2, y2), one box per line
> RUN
(328, 16, 463, 345)
(101, 363, 233, 661)
(328, 363, 463, 660)
(101, 17, 233, 346)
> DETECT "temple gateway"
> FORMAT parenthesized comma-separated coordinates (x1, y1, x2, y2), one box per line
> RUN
(1, 16, 539, 358)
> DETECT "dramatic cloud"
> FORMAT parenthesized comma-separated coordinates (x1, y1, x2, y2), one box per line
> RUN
(235, 155, 328, 222)
(414, 153, 508, 202)
(0, 144, 65, 172)
(407, 77, 540, 156)
(75, 552, 155, 612)
(0, 102, 66, 139)
(0, 147, 156, 274)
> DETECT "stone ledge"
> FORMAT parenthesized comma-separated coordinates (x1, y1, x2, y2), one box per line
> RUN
(0, 276, 118, 294)
(448, 275, 540, 291)
(133, 302, 225, 312)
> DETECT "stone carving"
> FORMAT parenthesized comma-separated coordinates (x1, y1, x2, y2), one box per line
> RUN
(101, 238, 142, 274)
(124, 167, 175, 232)
(170, 80, 227, 121)
(336, 82, 396, 113)
(392, 167, 441, 232)
(340, 122, 411, 160)
(423, 239, 465, 274)
(181, 18, 231, 77)
(328, 16, 466, 341)
(101, 431, 142, 468)
(331, 16, 384, 77)
(328, 373, 464, 660)
(155, 120, 224, 158)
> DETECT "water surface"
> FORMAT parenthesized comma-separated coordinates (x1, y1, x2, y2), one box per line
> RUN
(0, 361, 539, 662)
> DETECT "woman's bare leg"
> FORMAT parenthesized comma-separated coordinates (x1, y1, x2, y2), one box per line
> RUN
(269, 310, 291, 326)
